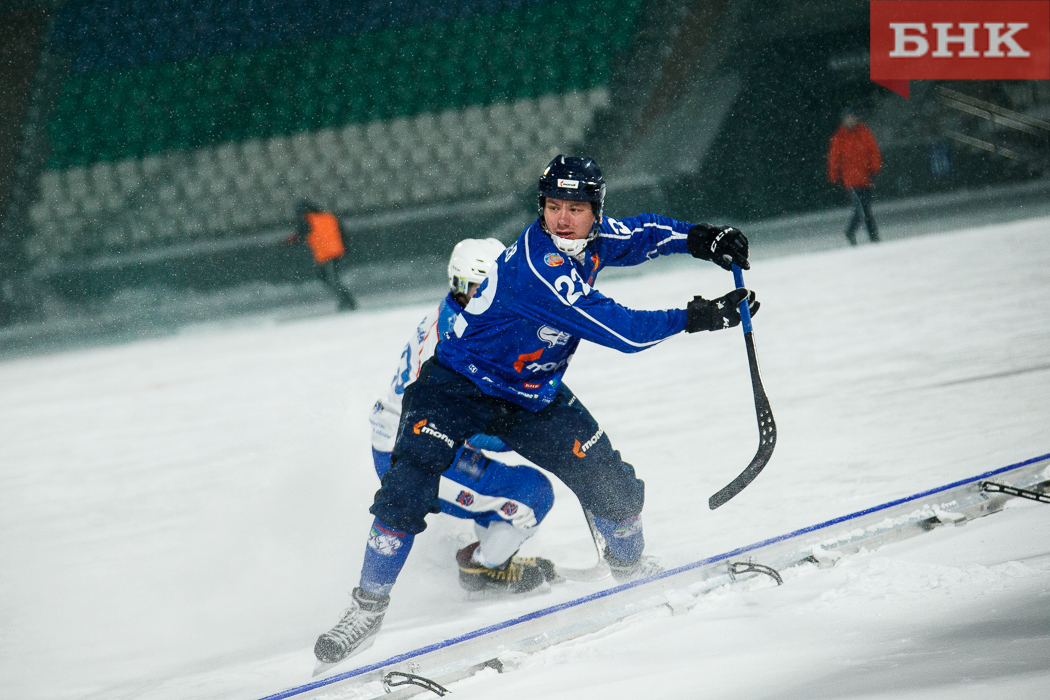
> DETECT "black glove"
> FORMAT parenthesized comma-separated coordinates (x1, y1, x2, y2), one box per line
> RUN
(687, 224, 750, 271)
(686, 289, 759, 333)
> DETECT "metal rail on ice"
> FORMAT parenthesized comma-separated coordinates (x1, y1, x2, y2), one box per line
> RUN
(261, 452, 1050, 700)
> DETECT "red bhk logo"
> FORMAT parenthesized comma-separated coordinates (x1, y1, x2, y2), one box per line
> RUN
(870, 1, 1050, 98)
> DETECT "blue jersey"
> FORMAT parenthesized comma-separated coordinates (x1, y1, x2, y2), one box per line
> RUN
(436, 213, 694, 411)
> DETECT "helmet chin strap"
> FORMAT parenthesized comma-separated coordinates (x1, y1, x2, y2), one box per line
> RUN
(550, 234, 590, 256)
(541, 215, 599, 257)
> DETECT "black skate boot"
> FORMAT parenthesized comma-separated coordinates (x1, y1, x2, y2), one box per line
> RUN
(314, 587, 390, 665)
(456, 541, 555, 594)
(603, 546, 664, 583)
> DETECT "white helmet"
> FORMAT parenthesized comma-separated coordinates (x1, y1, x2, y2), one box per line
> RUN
(447, 238, 506, 296)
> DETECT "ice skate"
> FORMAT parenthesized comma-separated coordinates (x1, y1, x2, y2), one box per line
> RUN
(456, 541, 555, 595)
(603, 547, 664, 583)
(313, 587, 390, 670)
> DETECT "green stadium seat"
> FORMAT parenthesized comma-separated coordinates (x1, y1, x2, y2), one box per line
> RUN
(35, 1, 645, 263)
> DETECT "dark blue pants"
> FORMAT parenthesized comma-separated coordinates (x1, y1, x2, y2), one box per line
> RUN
(846, 188, 879, 244)
(317, 257, 357, 309)
(371, 358, 645, 535)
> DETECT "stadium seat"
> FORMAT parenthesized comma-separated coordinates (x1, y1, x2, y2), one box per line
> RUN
(33, 0, 641, 264)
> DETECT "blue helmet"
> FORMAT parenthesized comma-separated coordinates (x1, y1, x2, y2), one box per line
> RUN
(537, 155, 606, 253)
(538, 155, 605, 218)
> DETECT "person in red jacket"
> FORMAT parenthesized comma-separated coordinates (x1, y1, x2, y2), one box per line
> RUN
(828, 107, 882, 246)
(289, 199, 357, 310)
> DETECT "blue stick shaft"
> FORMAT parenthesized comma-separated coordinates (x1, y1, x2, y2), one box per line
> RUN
(732, 264, 752, 334)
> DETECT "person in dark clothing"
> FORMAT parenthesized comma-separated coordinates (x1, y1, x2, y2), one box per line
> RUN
(288, 199, 358, 310)
(828, 108, 882, 246)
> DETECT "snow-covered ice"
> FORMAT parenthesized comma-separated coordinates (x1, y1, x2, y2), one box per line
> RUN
(1, 215, 1048, 699)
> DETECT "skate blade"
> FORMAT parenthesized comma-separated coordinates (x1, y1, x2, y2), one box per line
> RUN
(553, 560, 611, 582)
(311, 635, 377, 677)
(312, 660, 339, 677)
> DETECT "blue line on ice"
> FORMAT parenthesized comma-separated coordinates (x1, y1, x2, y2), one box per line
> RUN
(263, 450, 1050, 700)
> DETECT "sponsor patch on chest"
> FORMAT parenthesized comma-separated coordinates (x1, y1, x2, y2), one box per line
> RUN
(538, 325, 572, 348)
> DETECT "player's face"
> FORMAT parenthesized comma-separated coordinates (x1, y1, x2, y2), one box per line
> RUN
(543, 197, 596, 241)
(453, 282, 481, 308)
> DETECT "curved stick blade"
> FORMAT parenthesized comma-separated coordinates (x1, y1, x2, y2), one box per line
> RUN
(710, 266, 776, 509)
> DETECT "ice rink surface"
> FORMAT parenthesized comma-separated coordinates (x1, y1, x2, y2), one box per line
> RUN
(1, 212, 1048, 699)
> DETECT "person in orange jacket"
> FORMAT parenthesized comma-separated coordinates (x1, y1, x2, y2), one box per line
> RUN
(828, 107, 882, 246)
(289, 199, 357, 310)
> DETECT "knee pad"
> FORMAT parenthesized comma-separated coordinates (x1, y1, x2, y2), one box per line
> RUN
(511, 467, 555, 523)
(447, 449, 555, 526)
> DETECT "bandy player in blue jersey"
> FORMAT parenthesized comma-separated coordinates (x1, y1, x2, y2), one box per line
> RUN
(315, 156, 759, 665)
(368, 237, 558, 595)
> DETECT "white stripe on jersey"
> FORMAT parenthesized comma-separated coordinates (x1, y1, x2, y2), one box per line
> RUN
(599, 218, 687, 242)
(657, 236, 686, 245)
(524, 229, 666, 349)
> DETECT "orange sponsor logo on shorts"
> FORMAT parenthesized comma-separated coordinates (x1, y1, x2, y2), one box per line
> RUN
(573, 427, 604, 458)
(413, 419, 455, 448)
